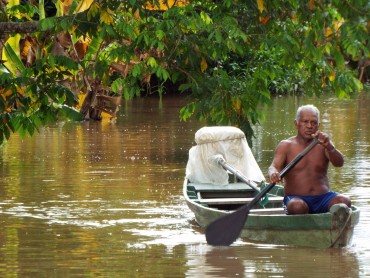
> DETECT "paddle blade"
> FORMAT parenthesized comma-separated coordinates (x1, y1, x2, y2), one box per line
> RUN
(205, 205, 250, 246)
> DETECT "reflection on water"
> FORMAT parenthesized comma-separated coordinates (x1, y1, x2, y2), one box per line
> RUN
(186, 245, 360, 277)
(0, 94, 369, 277)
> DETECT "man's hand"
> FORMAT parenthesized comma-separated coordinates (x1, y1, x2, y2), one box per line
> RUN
(313, 131, 334, 151)
(268, 167, 282, 183)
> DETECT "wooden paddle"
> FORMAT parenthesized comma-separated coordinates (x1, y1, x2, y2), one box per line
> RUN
(205, 138, 319, 246)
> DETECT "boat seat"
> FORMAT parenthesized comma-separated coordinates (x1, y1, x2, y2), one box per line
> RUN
(198, 196, 283, 205)
(249, 207, 285, 215)
(189, 182, 256, 193)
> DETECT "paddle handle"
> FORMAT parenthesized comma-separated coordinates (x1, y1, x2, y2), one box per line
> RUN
(247, 138, 319, 209)
(216, 156, 260, 192)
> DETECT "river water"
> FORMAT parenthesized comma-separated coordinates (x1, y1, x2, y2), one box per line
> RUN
(0, 93, 369, 277)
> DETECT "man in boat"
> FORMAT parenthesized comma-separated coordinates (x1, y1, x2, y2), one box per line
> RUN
(268, 104, 351, 214)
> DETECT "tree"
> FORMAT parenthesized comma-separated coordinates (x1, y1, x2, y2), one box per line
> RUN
(0, 0, 368, 145)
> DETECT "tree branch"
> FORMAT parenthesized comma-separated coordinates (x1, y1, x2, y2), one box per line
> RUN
(0, 11, 90, 36)
(0, 21, 39, 34)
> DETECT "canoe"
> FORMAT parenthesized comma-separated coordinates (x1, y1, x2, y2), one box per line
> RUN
(184, 126, 360, 248)
(183, 178, 360, 248)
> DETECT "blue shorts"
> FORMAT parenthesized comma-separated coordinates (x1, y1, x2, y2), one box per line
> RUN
(283, 191, 338, 214)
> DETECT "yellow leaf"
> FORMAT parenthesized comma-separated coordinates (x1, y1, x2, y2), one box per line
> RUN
(61, 0, 73, 15)
(55, 0, 64, 16)
(325, 27, 333, 37)
(329, 71, 335, 81)
(87, 2, 100, 19)
(76, 0, 94, 13)
(291, 11, 298, 24)
(101, 10, 113, 25)
(7, 0, 20, 19)
(321, 77, 326, 88)
(2, 34, 21, 75)
(309, 0, 315, 10)
(144, 0, 189, 10)
(200, 56, 208, 72)
(259, 15, 270, 25)
(7, 0, 19, 5)
(134, 9, 141, 20)
(257, 0, 266, 13)
(232, 97, 241, 113)
(333, 19, 345, 31)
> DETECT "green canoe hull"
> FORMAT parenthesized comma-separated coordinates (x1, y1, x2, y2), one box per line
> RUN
(184, 179, 360, 248)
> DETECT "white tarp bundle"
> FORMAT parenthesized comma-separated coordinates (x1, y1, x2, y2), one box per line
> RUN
(186, 126, 265, 185)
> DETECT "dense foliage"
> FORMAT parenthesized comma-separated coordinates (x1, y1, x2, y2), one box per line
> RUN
(0, 0, 368, 145)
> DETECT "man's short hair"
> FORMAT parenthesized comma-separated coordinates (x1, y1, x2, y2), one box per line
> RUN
(295, 104, 320, 123)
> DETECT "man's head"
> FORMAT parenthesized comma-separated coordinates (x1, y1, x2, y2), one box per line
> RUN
(294, 105, 320, 138)
(295, 105, 320, 123)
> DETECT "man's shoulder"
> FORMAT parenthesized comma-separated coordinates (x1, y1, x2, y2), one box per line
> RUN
(279, 137, 296, 146)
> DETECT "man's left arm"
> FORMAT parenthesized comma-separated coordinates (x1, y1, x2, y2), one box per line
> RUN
(325, 143, 344, 167)
(315, 131, 344, 167)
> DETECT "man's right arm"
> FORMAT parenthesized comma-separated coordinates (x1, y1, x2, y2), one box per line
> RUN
(268, 141, 288, 183)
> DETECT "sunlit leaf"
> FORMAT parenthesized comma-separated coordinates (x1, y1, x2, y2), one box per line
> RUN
(325, 27, 333, 37)
(147, 57, 157, 67)
(0, 65, 10, 74)
(87, 2, 100, 20)
(55, 0, 64, 16)
(257, 0, 265, 13)
(101, 10, 114, 25)
(76, 0, 94, 13)
(329, 71, 335, 81)
(200, 56, 208, 72)
(200, 11, 212, 24)
(2, 35, 25, 75)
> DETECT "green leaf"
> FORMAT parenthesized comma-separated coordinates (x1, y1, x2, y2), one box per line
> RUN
(86, 37, 104, 57)
(200, 11, 212, 24)
(3, 36, 26, 75)
(332, 48, 345, 70)
(111, 78, 124, 93)
(147, 57, 157, 67)
(38, 17, 57, 31)
(131, 63, 143, 77)
(155, 67, 169, 81)
(215, 30, 223, 44)
(0, 65, 10, 74)
(180, 102, 196, 121)
(60, 105, 84, 121)
(123, 87, 130, 100)
(155, 30, 165, 40)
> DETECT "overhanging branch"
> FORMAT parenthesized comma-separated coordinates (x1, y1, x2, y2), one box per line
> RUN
(0, 12, 89, 36)
(0, 21, 39, 34)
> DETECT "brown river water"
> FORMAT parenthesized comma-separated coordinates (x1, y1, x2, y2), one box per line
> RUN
(0, 93, 369, 277)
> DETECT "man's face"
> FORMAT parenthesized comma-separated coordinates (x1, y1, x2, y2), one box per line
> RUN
(294, 110, 319, 139)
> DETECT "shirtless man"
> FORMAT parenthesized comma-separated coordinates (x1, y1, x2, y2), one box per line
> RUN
(268, 104, 351, 214)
